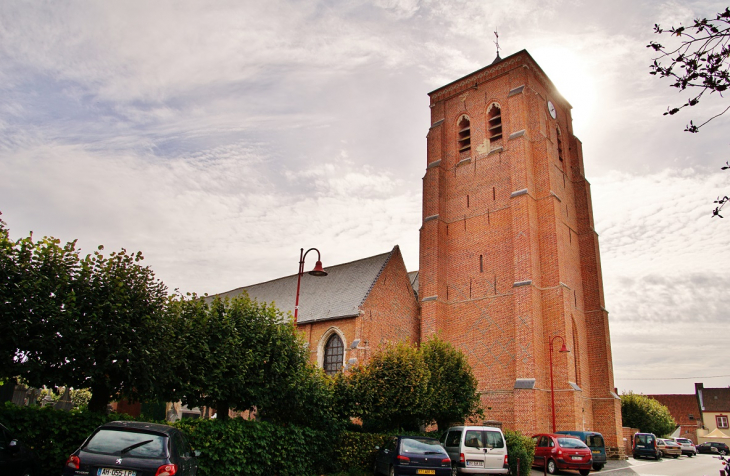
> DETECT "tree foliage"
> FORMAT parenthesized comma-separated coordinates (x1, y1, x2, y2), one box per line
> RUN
(349, 341, 431, 431)
(347, 339, 482, 432)
(648, 7, 730, 132)
(171, 293, 341, 427)
(421, 336, 483, 431)
(0, 214, 174, 412)
(648, 8, 730, 217)
(621, 392, 676, 437)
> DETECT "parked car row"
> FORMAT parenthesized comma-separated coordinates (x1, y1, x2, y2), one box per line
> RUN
(377, 426, 610, 476)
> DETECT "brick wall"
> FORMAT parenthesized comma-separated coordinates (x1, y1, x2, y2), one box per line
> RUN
(420, 50, 623, 454)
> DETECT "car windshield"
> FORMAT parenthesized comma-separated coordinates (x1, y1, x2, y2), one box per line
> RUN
(558, 438, 588, 449)
(401, 438, 447, 455)
(84, 429, 166, 458)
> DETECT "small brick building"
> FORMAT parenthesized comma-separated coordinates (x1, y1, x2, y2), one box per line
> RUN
(217, 50, 623, 455)
(647, 394, 701, 443)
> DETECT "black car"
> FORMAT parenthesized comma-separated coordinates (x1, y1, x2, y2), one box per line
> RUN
(62, 421, 198, 476)
(697, 441, 730, 455)
(374, 435, 451, 476)
(0, 422, 39, 476)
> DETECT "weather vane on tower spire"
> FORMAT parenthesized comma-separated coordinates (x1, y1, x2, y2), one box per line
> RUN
(492, 30, 502, 64)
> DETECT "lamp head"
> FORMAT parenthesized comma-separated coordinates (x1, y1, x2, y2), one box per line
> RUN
(559, 343, 569, 353)
(308, 260, 328, 277)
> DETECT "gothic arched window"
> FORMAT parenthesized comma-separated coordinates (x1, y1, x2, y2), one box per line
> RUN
(487, 103, 502, 142)
(323, 333, 344, 375)
(457, 115, 471, 152)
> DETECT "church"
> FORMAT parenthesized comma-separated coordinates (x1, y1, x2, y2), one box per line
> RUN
(216, 50, 624, 456)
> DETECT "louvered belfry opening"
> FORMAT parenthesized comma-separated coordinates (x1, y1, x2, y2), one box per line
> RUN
(457, 115, 471, 153)
(487, 104, 502, 142)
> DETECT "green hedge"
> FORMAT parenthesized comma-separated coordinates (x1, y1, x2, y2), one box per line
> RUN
(333, 431, 391, 472)
(0, 403, 336, 476)
(0, 402, 136, 476)
(505, 429, 535, 476)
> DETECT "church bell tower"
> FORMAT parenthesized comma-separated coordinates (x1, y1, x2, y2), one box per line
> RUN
(418, 50, 623, 455)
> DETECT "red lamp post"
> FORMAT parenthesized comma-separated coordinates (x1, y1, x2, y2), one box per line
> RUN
(294, 248, 327, 324)
(549, 335, 570, 433)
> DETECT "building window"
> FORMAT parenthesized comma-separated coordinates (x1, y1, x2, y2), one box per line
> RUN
(457, 115, 471, 152)
(323, 333, 344, 375)
(487, 103, 502, 142)
(717, 415, 729, 429)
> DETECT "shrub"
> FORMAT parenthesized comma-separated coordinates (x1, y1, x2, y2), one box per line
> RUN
(333, 431, 391, 472)
(0, 402, 135, 476)
(505, 429, 535, 476)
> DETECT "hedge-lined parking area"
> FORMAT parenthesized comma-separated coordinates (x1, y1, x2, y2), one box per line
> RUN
(0, 403, 535, 476)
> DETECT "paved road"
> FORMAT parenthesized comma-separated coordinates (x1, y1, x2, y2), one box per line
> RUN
(529, 453, 726, 476)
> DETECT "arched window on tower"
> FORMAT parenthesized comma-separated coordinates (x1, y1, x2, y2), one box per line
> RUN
(557, 126, 564, 162)
(457, 115, 471, 153)
(487, 103, 502, 142)
(323, 333, 344, 375)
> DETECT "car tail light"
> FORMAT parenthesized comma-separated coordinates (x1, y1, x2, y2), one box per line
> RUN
(460, 453, 465, 463)
(155, 464, 178, 476)
(504, 455, 509, 468)
(65, 455, 80, 469)
(397, 455, 410, 463)
(441, 457, 450, 465)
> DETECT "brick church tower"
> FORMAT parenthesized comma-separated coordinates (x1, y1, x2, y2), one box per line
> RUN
(419, 50, 623, 454)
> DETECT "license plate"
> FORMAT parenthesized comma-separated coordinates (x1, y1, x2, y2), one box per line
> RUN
(593, 450, 600, 454)
(466, 460, 484, 467)
(417, 471, 436, 475)
(97, 469, 137, 476)
(571, 456, 583, 460)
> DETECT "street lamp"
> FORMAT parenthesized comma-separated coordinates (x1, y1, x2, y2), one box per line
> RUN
(294, 248, 327, 324)
(549, 335, 570, 433)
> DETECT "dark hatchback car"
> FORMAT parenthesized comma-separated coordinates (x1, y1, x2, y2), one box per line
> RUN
(556, 430, 606, 471)
(0, 422, 40, 476)
(62, 421, 198, 476)
(374, 435, 452, 476)
(697, 441, 730, 454)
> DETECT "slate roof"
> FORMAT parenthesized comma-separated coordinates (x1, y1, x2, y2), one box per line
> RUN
(698, 387, 730, 412)
(648, 394, 701, 426)
(408, 270, 419, 297)
(212, 246, 400, 324)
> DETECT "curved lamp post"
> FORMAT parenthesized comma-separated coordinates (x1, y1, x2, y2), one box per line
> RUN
(294, 248, 327, 324)
(549, 335, 570, 433)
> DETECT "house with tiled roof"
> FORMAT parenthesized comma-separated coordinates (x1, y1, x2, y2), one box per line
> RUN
(214, 245, 420, 374)
(696, 383, 730, 444)
(647, 394, 701, 443)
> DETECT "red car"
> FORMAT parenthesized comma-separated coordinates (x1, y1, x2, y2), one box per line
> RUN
(532, 434, 592, 476)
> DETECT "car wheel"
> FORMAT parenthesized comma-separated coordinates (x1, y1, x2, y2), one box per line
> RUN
(579, 470, 590, 476)
(546, 459, 557, 474)
(722, 450, 727, 456)
(673, 454, 679, 459)
(655, 451, 661, 460)
(592, 463, 604, 471)
(389, 465, 395, 476)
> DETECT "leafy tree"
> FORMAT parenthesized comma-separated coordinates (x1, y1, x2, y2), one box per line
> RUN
(0, 215, 174, 412)
(171, 293, 314, 421)
(421, 337, 482, 431)
(648, 8, 730, 217)
(349, 341, 431, 431)
(621, 392, 676, 437)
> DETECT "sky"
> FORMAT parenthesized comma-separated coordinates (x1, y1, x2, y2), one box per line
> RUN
(1, 0, 729, 396)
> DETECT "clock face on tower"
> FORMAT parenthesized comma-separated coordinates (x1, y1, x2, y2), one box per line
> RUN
(547, 100, 557, 119)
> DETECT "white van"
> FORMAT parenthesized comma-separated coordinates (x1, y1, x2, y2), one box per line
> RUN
(440, 426, 509, 474)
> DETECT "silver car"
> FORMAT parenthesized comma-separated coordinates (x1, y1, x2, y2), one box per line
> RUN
(668, 437, 697, 457)
(440, 426, 509, 474)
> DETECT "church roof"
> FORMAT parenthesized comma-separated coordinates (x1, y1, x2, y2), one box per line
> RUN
(212, 246, 401, 324)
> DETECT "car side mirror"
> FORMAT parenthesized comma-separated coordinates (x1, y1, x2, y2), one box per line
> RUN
(8, 440, 20, 453)
(374, 446, 380, 450)
(194, 450, 201, 457)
